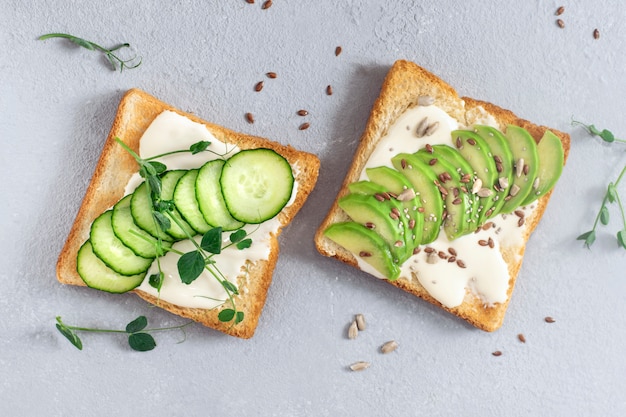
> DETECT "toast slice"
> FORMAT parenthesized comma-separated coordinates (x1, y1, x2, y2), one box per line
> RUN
(315, 60, 570, 331)
(57, 88, 320, 338)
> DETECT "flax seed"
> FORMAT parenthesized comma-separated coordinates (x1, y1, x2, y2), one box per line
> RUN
(448, 256, 456, 263)
(556, 19, 565, 28)
(425, 143, 433, 154)
(299, 122, 310, 131)
(545, 316, 556, 323)
(245, 112, 254, 124)
(514, 210, 525, 218)
(482, 222, 494, 231)
(455, 137, 462, 149)
(438, 251, 448, 260)
(518, 217, 525, 227)
(429, 158, 438, 166)
(359, 251, 372, 257)
(523, 164, 530, 176)
(335, 46, 342, 56)
(254, 81, 264, 92)
(518, 333, 526, 343)
(266, 71, 277, 79)
(413, 246, 422, 255)
(478, 240, 488, 246)
(488, 237, 494, 248)
(492, 350, 502, 357)
(593, 28, 600, 39)
(467, 138, 477, 146)
(424, 247, 435, 254)
(556, 6, 564, 15)
(326, 85, 333, 95)
(245, 0, 254, 3)
(262, 0, 272, 9)
(365, 222, 375, 229)
(297, 109, 308, 116)
(456, 259, 466, 268)
(448, 247, 457, 256)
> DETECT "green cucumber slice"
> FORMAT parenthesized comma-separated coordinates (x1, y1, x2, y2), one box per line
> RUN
(90, 210, 153, 276)
(111, 195, 171, 259)
(159, 170, 197, 240)
(77, 240, 147, 293)
(220, 149, 294, 224)
(130, 181, 175, 242)
(173, 169, 212, 234)
(197, 159, 245, 230)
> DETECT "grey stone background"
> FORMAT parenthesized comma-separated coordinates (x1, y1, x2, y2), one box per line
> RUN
(1, 1, 625, 416)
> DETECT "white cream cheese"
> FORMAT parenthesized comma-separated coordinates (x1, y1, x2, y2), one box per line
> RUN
(125, 111, 295, 309)
(354, 103, 534, 308)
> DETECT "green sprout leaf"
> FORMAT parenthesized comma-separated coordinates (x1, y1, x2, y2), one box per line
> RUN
(125, 316, 148, 333)
(178, 251, 205, 284)
(600, 129, 615, 143)
(608, 183, 618, 203)
(577, 230, 596, 249)
(152, 211, 171, 232)
(148, 272, 164, 290)
(618, 230, 626, 249)
(201, 227, 223, 254)
(600, 206, 610, 225)
(229, 229, 247, 244)
(218, 309, 236, 322)
(236, 239, 253, 250)
(148, 161, 167, 175)
(222, 280, 239, 295)
(128, 333, 157, 352)
(190, 141, 211, 154)
(55, 318, 83, 350)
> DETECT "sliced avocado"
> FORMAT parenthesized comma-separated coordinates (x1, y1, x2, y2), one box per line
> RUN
(348, 180, 387, 196)
(473, 125, 514, 219)
(451, 130, 498, 226)
(414, 149, 471, 241)
(500, 125, 539, 213)
(338, 193, 410, 264)
(324, 222, 400, 280)
(522, 130, 564, 205)
(391, 153, 444, 244)
(365, 166, 424, 249)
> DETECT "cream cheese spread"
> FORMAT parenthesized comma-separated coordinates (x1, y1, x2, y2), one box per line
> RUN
(125, 111, 296, 309)
(355, 103, 533, 308)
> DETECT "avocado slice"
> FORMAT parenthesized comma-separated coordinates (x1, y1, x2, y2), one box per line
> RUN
(473, 125, 514, 219)
(522, 130, 564, 205)
(414, 149, 471, 241)
(348, 180, 387, 196)
(391, 153, 444, 244)
(451, 130, 498, 227)
(338, 193, 410, 264)
(324, 222, 400, 280)
(365, 166, 424, 249)
(500, 125, 539, 213)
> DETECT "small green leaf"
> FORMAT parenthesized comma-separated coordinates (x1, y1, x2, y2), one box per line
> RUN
(155, 200, 175, 213)
(577, 230, 596, 248)
(607, 183, 618, 203)
(618, 230, 626, 249)
(148, 272, 164, 290)
(152, 211, 171, 232)
(68, 36, 96, 50)
(125, 316, 148, 333)
(147, 175, 162, 196)
(148, 161, 167, 174)
(56, 323, 83, 350)
(229, 229, 247, 244)
(178, 251, 205, 284)
(222, 280, 239, 295)
(588, 124, 601, 136)
(236, 239, 252, 250)
(190, 141, 210, 154)
(128, 333, 156, 352)
(600, 206, 610, 225)
(218, 309, 236, 322)
(235, 311, 244, 324)
(600, 129, 615, 143)
(201, 227, 223, 254)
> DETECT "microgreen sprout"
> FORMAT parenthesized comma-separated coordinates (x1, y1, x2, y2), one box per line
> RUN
(573, 120, 626, 249)
(38, 33, 142, 72)
(56, 316, 193, 352)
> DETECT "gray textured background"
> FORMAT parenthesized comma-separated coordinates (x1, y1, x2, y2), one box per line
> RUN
(1, 1, 625, 416)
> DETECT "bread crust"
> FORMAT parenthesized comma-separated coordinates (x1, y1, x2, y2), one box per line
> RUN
(314, 60, 570, 331)
(57, 88, 320, 338)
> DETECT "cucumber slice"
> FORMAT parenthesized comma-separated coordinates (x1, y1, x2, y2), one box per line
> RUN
(90, 210, 153, 276)
(112, 195, 171, 259)
(77, 240, 147, 293)
(160, 170, 196, 239)
(220, 149, 294, 224)
(173, 169, 212, 234)
(196, 159, 245, 231)
(130, 181, 175, 242)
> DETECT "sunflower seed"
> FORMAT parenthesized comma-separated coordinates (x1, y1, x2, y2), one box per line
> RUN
(498, 177, 509, 189)
(396, 188, 416, 201)
(381, 340, 398, 354)
(416, 117, 429, 137)
(349, 361, 370, 371)
(424, 121, 440, 136)
(509, 184, 521, 197)
(355, 314, 366, 331)
(515, 158, 524, 177)
(348, 320, 358, 339)
(472, 178, 483, 194)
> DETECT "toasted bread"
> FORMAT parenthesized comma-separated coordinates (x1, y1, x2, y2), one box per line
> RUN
(57, 88, 320, 338)
(315, 60, 570, 331)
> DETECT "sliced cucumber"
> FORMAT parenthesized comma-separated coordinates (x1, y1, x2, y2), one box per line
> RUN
(196, 159, 245, 231)
(130, 181, 175, 242)
(173, 169, 212, 234)
(160, 170, 197, 239)
(111, 195, 171, 259)
(77, 240, 147, 293)
(90, 210, 154, 276)
(220, 149, 294, 224)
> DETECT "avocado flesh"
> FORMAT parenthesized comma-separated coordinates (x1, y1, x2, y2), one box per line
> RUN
(500, 125, 539, 213)
(391, 153, 444, 244)
(324, 222, 400, 280)
(472, 125, 514, 219)
(414, 149, 470, 241)
(365, 166, 424, 249)
(522, 130, 564, 205)
(451, 130, 498, 227)
(338, 193, 410, 264)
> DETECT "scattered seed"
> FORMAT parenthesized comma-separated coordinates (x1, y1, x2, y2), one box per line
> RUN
(416, 117, 429, 137)
(467, 138, 477, 146)
(438, 251, 448, 260)
(425, 143, 434, 154)
(299, 122, 310, 131)
(555, 6, 564, 16)
(335, 46, 342, 56)
(523, 164, 530, 176)
(397, 188, 416, 201)
(245, 0, 254, 3)
(488, 237, 494, 248)
(254, 81, 264, 92)
(400, 159, 407, 169)
(482, 222, 494, 231)
(394, 240, 404, 247)
(447, 256, 456, 263)
(456, 259, 466, 268)
(381, 340, 398, 354)
(498, 177, 509, 189)
(493, 155, 503, 164)
(349, 361, 370, 371)
(417, 207, 425, 213)
(428, 158, 438, 166)
(262, 0, 272, 9)
(514, 210, 525, 218)
(424, 247, 435, 254)
(389, 210, 399, 220)
(418, 95, 434, 106)
(509, 184, 521, 197)
(515, 158, 524, 177)
(455, 137, 462, 149)
(408, 219, 416, 229)
(545, 316, 556, 323)
(348, 320, 358, 339)
(452, 197, 462, 205)
(426, 252, 438, 264)
(266, 71, 277, 79)
(355, 314, 366, 331)
(359, 251, 372, 258)
(424, 121, 440, 136)
(448, 247, 457, 256)
(326, 85, 333, 95)
(245, 112, 254, 124)
(472, 178, 483, 194)
(518, 333, 526, 343)
(492, 350, 503, 357)
(297, 109, 308, 116)
(460, 174, 471, 183)
(365, 222, 375, 229)
(478, 239, 488, 247)
(518, 217, 525, 227)
(413, 246, 421, 255)
(593, 28, 600, 39)
(556, 19, 565, 28)
(496, 161, 504, 173)
(477, 188, 493, 198)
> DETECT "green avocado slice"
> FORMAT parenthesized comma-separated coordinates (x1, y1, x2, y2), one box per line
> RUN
(500, 125, 539, 213)
(522, 130, 564, 205)
(324, 222, 400, 280)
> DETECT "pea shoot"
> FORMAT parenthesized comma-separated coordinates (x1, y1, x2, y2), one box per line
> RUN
(38, 33, 142, 72)
(573, 120, 626, 249)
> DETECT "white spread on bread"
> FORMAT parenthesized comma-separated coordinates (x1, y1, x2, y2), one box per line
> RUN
(354, 104, 533, 308)
(125, 111, 297, 309)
